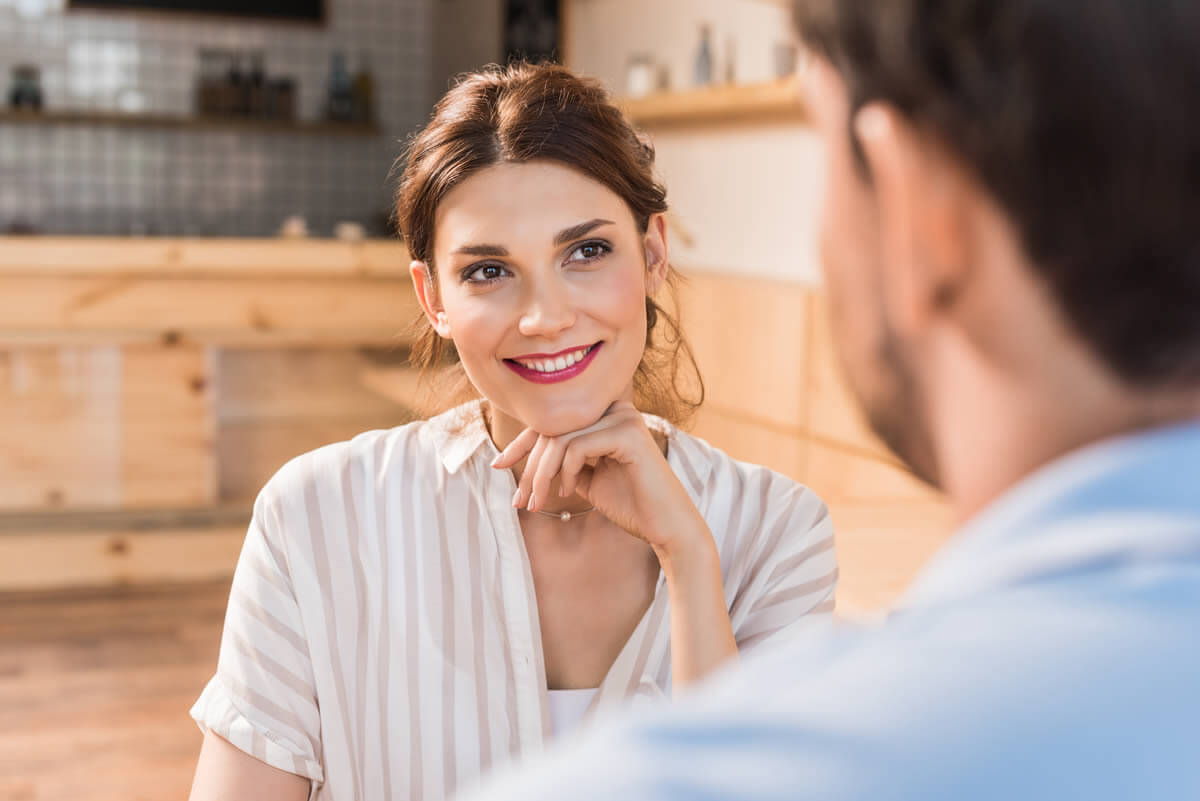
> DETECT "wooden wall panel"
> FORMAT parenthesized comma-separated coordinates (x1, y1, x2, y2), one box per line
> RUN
(679, 271, 810, 430)
(0, 344, 215, 511)
(215, 348, 416, 504)
(0, 275, 418, 346)
(0, 529, 244, 590)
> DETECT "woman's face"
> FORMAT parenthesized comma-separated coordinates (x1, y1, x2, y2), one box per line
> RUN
(413, 160, 669, 436)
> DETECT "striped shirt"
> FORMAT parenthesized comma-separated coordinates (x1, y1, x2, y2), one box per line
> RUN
(190, 400, 837, 801)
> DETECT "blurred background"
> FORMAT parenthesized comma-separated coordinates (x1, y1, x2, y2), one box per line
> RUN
(0, 0, 950, 798)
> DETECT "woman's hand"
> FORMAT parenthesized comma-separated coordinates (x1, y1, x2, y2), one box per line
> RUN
(494, 400, 739, 687)
(491, 400, 703, 556)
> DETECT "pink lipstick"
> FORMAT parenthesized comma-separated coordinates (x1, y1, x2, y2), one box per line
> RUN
(504, 343, 602, 384)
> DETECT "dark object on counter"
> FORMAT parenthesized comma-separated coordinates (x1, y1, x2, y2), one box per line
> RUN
(8, 65, 43, 111)
(5, 219, 40, 235)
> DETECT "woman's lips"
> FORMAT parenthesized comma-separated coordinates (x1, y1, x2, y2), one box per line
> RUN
(504, 343, 602, 384)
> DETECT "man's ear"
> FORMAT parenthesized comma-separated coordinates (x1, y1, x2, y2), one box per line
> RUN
(643, 213, 670, 295)
(409, 260, 452, 338)
(854, 102, 972, 335)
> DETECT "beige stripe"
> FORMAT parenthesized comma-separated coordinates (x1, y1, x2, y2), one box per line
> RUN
(673, 435, 706, 500)
(229, 630, 314, 704)
(765, 525, 836, 586)
(243, 544, 297, 607)
(498, 534, 522, 756)
(716, 458, 747, 573)
(435, 480, 457, 793)
(751, 568, 840, 613)
(403, 453, 425, 801)
(625, 588, 669, 697)
(340, 456, 372, 795)
(220, 670, 315, 752)
(465, 499, 494, 768)
(373, 433, 395, 800)
(304, 479, 364, 801)
(737, 595, 836, 650)
(520, 538, 551, 744)
(230, 584, 308, 658)
(727, 468, 771, 594)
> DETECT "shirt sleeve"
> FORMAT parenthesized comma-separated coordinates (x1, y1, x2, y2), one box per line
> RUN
(725, 469, 838, 652)
(190, 489, 325, 784)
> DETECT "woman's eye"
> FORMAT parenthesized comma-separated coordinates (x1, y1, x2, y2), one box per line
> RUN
(464, 263, 508, 283)
(567, 240, 611, 263)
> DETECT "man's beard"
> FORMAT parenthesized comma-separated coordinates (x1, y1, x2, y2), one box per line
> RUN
(861, 327, 942, 491)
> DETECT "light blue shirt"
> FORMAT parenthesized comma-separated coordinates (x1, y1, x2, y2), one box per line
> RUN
(467, 422, 1200, 800)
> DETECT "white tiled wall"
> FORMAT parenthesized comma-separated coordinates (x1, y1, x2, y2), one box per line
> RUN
(0, 0, 435, 236)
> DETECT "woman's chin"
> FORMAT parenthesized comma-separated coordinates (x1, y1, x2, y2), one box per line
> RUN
(519, 403, 609, 437)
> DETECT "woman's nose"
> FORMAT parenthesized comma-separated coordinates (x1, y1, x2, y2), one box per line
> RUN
(518, 279, 576, 339)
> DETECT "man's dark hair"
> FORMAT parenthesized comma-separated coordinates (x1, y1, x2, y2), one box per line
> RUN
(794, 0, 1200, 387)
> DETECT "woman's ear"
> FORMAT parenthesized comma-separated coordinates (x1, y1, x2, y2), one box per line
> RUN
(409, 260, 452, 338)
(643, 213, 670, 295)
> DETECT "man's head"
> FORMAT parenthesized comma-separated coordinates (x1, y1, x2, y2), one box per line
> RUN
(794, 0, 1200, 497)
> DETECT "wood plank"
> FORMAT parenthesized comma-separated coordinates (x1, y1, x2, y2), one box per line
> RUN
(806, 293, 898, 461)
(0, 236, 410, 277)
(0, 345, 216, 511)
(216, 347, 413, 422)
(120, 345, 217, 509)
(690, 405, 807, 483)
(620, 79, 808, 128)
(0, 275, 420, 346)
(0, 528, 245, 590)
(830, 500, 956, 616)
(0, 580, 230, 801)
(218, 416, 411, 505)
(806, 439, 942, 507)
(679, 270, 811, 431)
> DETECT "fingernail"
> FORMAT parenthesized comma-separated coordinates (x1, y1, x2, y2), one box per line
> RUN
(527, 494, 536, 512)
(512, 488, 521, 508)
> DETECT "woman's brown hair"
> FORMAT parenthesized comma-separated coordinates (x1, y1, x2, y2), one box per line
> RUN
(393, 62, 704, 426)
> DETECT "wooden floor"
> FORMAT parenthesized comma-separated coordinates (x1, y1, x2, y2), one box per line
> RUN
(0, 580, 231, 801)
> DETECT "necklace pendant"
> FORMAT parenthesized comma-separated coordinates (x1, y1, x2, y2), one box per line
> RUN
(560, 511, 572, 522)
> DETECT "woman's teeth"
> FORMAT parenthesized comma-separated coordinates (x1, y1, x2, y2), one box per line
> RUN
(514, 345, 593, 373)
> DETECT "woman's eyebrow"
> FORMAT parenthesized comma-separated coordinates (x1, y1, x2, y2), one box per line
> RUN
(452, 219, 615, 257)
(554, 218, 615, 245)
(454, 244, 508, 257)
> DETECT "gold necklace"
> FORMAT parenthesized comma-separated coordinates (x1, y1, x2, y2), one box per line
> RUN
(531, 506, 596, 522)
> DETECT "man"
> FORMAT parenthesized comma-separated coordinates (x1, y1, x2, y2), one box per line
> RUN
(465, 0, 1200, 798)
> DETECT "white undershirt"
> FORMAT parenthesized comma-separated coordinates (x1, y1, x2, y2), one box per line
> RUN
(548, 688, 599, 737)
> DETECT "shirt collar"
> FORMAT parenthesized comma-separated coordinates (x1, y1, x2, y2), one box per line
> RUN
(897, 419, 1200, 612)
(428, 400, 498, 474)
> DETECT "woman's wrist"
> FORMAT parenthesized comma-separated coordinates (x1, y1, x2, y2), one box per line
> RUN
(652, 510, 720, 584)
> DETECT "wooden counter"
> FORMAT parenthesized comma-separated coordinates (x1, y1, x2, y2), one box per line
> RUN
(0, 237, 421, 588)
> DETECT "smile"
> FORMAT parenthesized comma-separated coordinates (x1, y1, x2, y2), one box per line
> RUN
(504, 343, 602, 384)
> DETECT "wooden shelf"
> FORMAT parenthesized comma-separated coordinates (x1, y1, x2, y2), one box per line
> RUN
(0, 108, 381, 136)
(619, 79, 807, 128)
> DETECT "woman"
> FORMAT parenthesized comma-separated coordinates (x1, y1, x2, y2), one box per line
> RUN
(188, 62, 837, 801)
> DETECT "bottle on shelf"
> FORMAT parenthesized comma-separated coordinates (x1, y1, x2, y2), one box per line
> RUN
(351, 51, 375, 124)
(693, 24, 714, 87)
